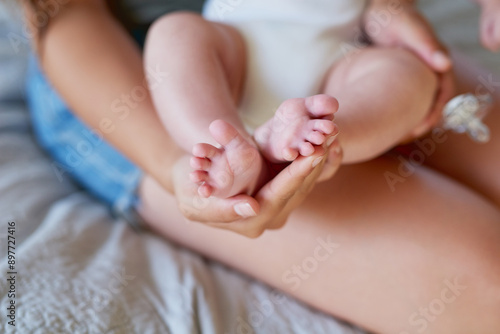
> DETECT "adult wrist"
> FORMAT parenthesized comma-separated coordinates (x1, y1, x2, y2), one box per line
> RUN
(145, 144, 184, 195)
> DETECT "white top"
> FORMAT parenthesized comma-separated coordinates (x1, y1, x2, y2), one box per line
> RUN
(203, 0, 367, 130)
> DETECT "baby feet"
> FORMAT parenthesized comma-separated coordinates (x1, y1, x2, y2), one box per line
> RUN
(254, 94, 339, 163)
(190, 94, 339, 199)
(190, 120, 265, 198)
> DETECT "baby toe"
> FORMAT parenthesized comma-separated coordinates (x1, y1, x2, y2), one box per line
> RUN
(209, 119, 242, 148)
(310, 119, 336, 135)
(299, 142, 315, 156)
(305, 94, 339, 118)
(306, 131, 326, 145)
(198, 183, 213, 198)
(283, 147, 299, 161)
(190, 157, 211, 170)
(190, 170, 208, 183)
(192, 143, 219, 159)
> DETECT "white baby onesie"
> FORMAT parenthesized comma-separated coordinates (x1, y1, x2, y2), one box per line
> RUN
(203, 0, 367, 131)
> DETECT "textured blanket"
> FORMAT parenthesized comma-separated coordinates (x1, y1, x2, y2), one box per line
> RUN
(0, 0, 497, 333)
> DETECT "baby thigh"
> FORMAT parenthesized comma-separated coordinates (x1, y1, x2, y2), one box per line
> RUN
(322, 47, 438, 164)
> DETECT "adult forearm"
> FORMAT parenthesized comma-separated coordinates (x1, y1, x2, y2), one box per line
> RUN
(27, 0, 181, 193)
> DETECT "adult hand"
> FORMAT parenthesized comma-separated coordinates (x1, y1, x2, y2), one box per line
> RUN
(363, 0, 456, 139)
(363, 0, 452, 72)
(172, 141, 343, 238)
(407, 70, 456, 140)
(478, 0, 500, 51)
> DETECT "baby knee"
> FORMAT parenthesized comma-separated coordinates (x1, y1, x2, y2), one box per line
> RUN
(388, 48, 438, 92)
(336, 47, 439, 95)
(147, 12, 212, 45)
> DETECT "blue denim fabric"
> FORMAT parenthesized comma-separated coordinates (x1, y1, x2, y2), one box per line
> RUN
(26, 57, 143, 227)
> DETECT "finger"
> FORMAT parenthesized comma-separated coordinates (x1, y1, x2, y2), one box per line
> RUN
(189, 170, 208, 183)
(410, 70, 456, 138)
(256, 146, 325, 210)
(180, 193, 260, 223)
(209, 146, 328, 235)
(398, 15, 452, 72)
(190, 157, 211, 170)
(430, 71, 456, 124)
(205, 217, 269, 238)
(480, 9, 500, 52)
(269, 147, 331, 230)
(232, 199, 260, 218)
(317, 140, 343, 183)
(175, 157, 261, 223)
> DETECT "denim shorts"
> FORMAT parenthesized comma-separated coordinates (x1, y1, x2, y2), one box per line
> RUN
(26, 57, 144, 228)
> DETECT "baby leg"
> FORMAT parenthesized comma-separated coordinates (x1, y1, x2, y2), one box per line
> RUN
(145, 13, 265, 198)
(322, 47, 439, 164)
(145, 12, 248, 148)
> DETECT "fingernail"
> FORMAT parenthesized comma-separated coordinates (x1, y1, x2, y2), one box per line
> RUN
(234, 202, 256, 217)
(326, 135, 337, 147)
(433, 51, 451, 69)
(312, 156, 323, 167)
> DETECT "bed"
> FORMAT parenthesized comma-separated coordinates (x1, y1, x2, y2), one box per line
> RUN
(0, 0, 497, 333)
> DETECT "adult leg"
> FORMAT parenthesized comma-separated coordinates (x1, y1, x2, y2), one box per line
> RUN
(421, 52, 500, 207)
(137, 159, 500, 334)
(321, 47, 439, 164)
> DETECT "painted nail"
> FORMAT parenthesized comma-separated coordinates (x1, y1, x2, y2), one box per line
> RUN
(312, 156, 323, 168)
(234, 202, 257, 217)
